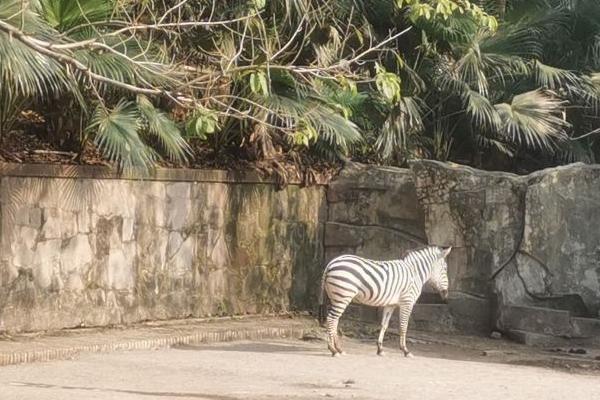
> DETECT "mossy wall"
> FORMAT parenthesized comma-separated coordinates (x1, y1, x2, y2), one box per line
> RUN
(0, 164, 325, 332)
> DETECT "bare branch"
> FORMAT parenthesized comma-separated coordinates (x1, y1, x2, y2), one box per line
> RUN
(0, 19, 187, 100)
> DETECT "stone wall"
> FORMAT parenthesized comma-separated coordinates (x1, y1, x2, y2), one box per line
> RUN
(324, 162, 494, 333)
(324, 164, 428, 324)
(409, 160, 600, 343)
(2, 160, 599, 343)
(325, 160, 600, 342)
(0, 164, 325, 333)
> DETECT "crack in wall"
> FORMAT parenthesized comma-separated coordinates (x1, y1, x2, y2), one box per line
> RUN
(489, 186, 528, 281)
(325, 221, 427, 245)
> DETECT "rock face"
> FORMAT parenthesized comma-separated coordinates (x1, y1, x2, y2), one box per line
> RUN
(326, 160, 600, 339)
(325, 163, 492, 333)
(518, 165, 600, 317)
(410, 160, 526, 298)
(0, 166, 325, 333)
(409, 160, 600, 341)
(325, 163, 427, 263)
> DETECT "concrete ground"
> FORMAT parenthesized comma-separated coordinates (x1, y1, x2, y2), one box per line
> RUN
(1, 335, 600, 400)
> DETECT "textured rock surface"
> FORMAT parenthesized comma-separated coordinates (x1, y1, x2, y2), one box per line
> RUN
(325, 162, 493, 334)
(0, 168, 325, 332)
(498, 305, 572, 337)
(517, 164, 600, 317)
(410, 160, 526, 298)
(409, 160, 600, 339)
(325, 163, 426, 264)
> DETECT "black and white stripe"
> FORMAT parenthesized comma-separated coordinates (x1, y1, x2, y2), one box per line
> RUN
(319, 246, 451, 357)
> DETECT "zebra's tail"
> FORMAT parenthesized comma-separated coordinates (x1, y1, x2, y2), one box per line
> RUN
(317, 270, 328, 326)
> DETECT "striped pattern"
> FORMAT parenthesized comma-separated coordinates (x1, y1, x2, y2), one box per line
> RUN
(319, 246, 451, 357)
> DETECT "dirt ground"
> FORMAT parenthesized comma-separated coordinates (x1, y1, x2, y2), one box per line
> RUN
(1, 334, 599, 400)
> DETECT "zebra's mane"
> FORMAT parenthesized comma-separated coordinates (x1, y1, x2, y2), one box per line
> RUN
(400, 245, 441, 260)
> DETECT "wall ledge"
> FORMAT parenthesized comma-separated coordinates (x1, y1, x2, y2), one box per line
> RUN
(0, 162, 328, 186)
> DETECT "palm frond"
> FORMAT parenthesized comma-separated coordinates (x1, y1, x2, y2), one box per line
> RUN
(474, 133, 514, 157)
(464, 89, 501, 130)
(137, 95, 191, 163)
(375, 97, 425, 160)
(535, 61, 581, 90)
(454, 37, 489, 95)
(88, 100, 156, 171)
(495, 90, 571, 151)
(0, 2, 71, 99)
(38, 0, 114, 31)
(263, 92, 363, 153)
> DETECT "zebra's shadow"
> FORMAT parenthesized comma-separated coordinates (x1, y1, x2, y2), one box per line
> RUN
(172, 341, 330, 358)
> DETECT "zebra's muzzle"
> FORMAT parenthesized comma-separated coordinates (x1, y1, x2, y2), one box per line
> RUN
(440, 289, 449, 303)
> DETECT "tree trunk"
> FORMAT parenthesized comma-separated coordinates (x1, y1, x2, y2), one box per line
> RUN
(496, 0, 507, 21)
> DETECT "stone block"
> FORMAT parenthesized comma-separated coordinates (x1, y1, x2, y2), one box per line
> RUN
(327, 163, 425, 240)
(410, 304, 454, 332)
(520, 165, 600, 317)
(499, 305, 572, 337)
(324, 222, 424, 264)
(506, 330, 568, 347)
(60, 234, 93, 273)
(571, 317, 600, 339)
(386, 304, 454, 333)
(448, 294, 492, 333)
(324, 222, 364, 247)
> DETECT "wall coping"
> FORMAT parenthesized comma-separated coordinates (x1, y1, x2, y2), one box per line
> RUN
(3, 160, 597, 186)
(0, 162, 327, 186)
(409, 159, 600, 180)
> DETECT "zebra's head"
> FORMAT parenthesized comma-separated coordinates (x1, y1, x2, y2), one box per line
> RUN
(429, 246, 451, 302)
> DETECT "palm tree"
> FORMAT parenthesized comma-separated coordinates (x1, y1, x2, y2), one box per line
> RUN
(0, 0, 191, 170)
(367, 0, 600, 169)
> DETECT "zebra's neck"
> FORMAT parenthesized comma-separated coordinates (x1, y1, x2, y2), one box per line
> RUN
(396, 250, 435, 288)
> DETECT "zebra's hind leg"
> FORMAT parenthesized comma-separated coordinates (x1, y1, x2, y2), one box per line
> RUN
(376, 306, 395, 356)
(326, 314, 342, 356)
(398, 301, 415, 358)
(326, 299, 352, 356)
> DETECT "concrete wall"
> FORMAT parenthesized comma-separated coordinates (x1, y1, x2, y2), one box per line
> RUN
(0, 164, 325, 332)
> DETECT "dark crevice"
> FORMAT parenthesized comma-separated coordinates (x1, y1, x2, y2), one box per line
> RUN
(490, 190, 528, 281)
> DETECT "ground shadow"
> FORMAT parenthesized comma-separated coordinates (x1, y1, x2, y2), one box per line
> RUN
(10, 382, 240, 400)
(172, 341, 328, 358)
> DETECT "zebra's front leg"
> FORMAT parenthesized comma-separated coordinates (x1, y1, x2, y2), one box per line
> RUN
(398, 301, 415, 358)
(376, 306, 395, 356)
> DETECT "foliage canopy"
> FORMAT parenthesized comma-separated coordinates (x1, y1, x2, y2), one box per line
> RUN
(1, 0, 599, 177)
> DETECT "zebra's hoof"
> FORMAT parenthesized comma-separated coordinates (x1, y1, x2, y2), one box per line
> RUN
(332, 352, 341, 357)
(405, 352, 414, 358)
(377, 351, 385, 357)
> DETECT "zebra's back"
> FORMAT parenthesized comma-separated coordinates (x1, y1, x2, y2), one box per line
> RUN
(323, 254, 412, 307)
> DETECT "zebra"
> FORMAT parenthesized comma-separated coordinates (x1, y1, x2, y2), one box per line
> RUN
(318, 246, 451, 357)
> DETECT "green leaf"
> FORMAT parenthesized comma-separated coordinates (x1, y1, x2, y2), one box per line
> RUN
(253, 0, 266, 10)
(185, 107, 220, 140)
(38, 0, 113, 31)
(88, 100, 156, 171)
(376, 66, 402, 104)
(249, 71, 269, 96)
(136, 95, 191, 163)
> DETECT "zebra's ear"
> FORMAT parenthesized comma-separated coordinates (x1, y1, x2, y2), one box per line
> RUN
(441, 246, 452, 258)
